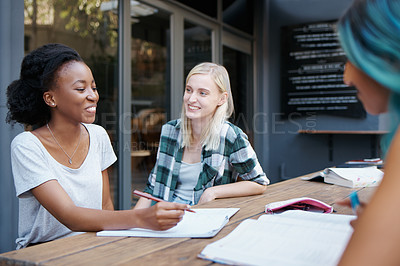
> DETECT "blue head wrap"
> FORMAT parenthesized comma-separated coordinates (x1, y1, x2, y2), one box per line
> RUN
(337, 0, 400, 154)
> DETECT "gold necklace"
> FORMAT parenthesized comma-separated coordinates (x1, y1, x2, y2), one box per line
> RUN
(47, 124, 82, 164)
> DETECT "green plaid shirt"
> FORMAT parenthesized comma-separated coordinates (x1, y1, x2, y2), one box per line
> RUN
(143, 119, 269, 204)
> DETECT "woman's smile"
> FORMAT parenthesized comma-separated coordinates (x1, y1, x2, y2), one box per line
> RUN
(85, 105, 97, 114)
(187, 104, 200, 111)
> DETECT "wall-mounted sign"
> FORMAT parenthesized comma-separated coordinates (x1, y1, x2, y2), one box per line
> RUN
(281, 21, 365, 118)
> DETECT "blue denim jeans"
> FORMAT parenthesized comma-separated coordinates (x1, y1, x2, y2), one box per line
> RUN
(171, 194, 193, 205)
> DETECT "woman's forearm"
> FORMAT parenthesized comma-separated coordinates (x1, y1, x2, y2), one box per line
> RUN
(339, 129, 400, 265)
(32, 179, 187, 232)
(60, 206, 143, 231)
(205, 181, 267, 199)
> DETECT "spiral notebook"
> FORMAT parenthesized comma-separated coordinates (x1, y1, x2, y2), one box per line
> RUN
(97, 208, 239, 238)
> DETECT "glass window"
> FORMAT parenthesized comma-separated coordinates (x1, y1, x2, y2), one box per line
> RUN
(223, 0, 254, 34)
(223, 45, 253, 142)
(24, 0, 120, 207)
(130, 7, 170, 202)
(184, 21, 212, 78)
(173, 0, 217, 18)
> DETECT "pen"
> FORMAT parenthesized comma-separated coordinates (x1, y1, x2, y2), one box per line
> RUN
(349, 190, 360, 215)
(133, 190, 196, 213)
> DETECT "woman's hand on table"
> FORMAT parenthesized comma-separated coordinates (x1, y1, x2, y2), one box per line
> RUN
(197, 188, 216, 204)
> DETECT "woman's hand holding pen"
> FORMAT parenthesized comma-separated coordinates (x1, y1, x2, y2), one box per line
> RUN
(135, 201, 188, 231)
(335, 195, 366, 228)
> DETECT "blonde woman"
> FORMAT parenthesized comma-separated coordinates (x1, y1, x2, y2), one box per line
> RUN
(136, 62, 269, 207)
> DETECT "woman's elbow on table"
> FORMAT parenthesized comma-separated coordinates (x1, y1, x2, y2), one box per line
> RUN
(251, 183, 267, 194)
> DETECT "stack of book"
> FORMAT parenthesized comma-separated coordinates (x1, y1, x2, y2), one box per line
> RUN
(302, 166, 383, 188)
(337, 158, 383, 168)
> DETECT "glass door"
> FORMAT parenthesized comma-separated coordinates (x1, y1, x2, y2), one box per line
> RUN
(184, 20, 212, 77)
(129, 0, 220, 205)
(130, 6, 170, 203)
(223, 36, 253, 142)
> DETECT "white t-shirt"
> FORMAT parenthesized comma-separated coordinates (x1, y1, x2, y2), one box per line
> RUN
(11, 123, 117, 249)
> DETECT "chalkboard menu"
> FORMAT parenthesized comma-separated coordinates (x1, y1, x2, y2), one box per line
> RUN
(281, 21, 366, 118)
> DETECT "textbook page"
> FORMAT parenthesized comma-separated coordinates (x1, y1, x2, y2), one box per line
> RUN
(199, 210, 355, 266)
(97, 208, 239, 238)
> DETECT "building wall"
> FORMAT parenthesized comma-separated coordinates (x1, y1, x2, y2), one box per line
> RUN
(258, 0, 387, 183)
(0, 0, 24, 253)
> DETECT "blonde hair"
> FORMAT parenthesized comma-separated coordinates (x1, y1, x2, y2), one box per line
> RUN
(180, 62, 234, 150)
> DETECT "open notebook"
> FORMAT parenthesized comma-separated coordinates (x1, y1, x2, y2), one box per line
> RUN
(97, 208, 239, 238)
(199, 210, 355, 266)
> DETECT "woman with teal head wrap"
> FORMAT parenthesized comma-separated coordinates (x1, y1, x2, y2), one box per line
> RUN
(337, 0, 400, 265)
(338, 0, 400, 153)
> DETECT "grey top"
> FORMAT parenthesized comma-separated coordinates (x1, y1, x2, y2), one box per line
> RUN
(11, 123, 117, 249)
(174, 161, 202, 202)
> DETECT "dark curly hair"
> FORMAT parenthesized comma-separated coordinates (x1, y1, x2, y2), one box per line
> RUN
(6, 43, 83, 127)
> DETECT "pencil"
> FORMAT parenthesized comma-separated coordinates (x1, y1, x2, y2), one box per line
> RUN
(133, 190, 196, 213)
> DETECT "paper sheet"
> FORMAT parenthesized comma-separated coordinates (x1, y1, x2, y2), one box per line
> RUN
(97, 208, 239, 238)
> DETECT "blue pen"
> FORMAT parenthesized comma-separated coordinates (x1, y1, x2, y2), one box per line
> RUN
(349, 191, 360, 215)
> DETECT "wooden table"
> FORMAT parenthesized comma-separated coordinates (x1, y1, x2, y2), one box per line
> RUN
(0, 173, 376, 266)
